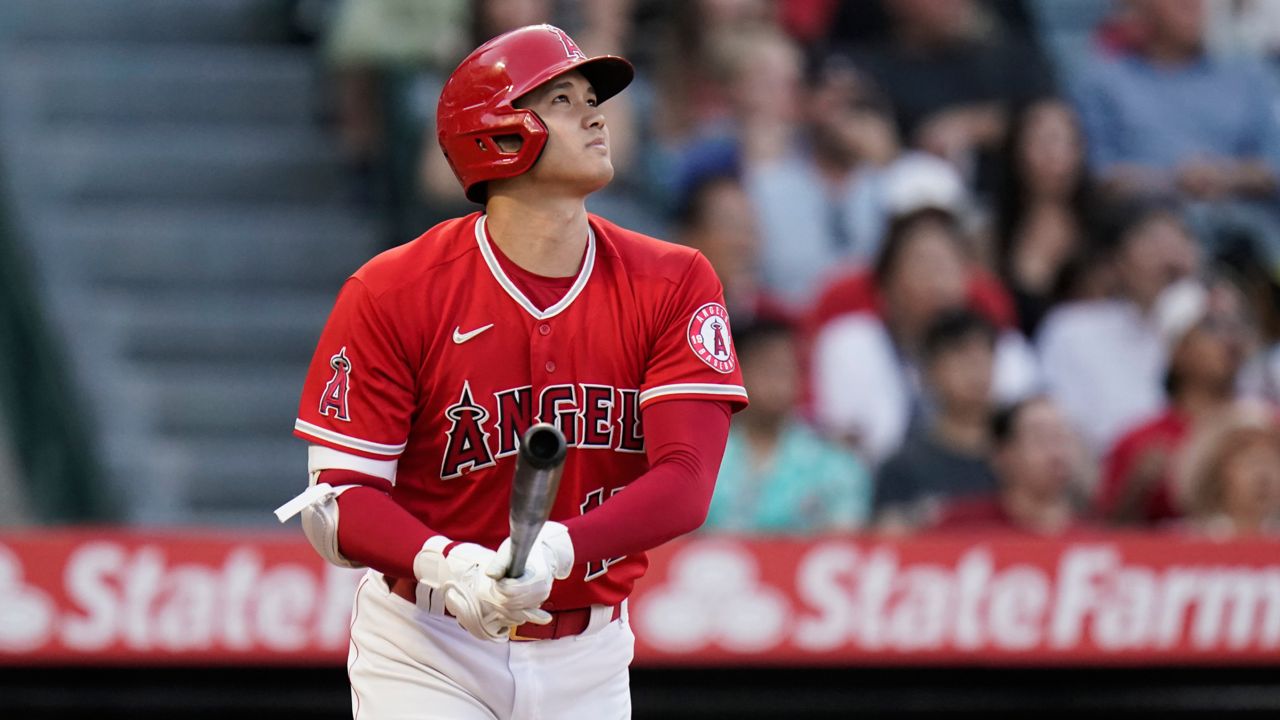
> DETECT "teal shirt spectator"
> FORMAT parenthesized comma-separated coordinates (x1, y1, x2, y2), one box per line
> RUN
(704, 419, 872, 534)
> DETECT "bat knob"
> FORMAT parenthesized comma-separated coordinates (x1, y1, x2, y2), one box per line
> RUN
(521, 423, 567, 469)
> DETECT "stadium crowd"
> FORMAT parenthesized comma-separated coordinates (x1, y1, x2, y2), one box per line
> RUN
(310, 0, 1280, 538)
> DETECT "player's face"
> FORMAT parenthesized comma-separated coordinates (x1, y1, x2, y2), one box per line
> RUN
(515, 70, 614, 196)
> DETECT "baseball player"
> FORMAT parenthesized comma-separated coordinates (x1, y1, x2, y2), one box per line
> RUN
(276, 24, 748, 719)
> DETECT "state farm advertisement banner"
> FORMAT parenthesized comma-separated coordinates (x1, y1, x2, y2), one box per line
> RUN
(0, 531, 361, 665)
(0, 531, 1278, 666)
(632, 536, 1280, 665)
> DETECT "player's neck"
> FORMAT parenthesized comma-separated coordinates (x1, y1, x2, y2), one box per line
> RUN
(484, 195, 590, 278)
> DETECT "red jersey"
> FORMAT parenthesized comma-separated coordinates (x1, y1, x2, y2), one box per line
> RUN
(294, 212, 748, 609)
(1097, 409, 1190, 523)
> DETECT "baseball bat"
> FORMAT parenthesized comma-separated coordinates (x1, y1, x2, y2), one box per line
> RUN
(505, 422, 568, 578)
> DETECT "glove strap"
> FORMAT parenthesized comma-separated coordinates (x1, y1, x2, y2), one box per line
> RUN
(413, 535, 455, 588)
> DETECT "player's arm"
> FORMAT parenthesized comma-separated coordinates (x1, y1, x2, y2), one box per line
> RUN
(278, 278, 545, 640)
(561, 398, 731, 563)
(553, 250, 748, 562)
(322, 469, 432, 579)
(277, 456, 551, 640)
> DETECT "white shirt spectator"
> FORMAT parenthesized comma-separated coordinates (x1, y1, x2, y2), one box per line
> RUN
(1037, 299, 1167, 455)
(746, 153, 963, 309)
(813, 312, 1040, 464)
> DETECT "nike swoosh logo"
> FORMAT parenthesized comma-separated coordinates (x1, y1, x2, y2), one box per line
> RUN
(453, 324, 494, 344)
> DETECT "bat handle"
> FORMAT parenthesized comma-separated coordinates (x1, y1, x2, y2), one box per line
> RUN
(506, 542, 532, 579)
(505, 424, 567, 579)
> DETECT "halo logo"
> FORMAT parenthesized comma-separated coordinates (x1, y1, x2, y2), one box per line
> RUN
(687, 303, 736, 373)
(0, 545, 55, 651)
(634, 543, 788, 653)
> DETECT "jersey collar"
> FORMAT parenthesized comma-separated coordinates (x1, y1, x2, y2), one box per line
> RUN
(474, 214, 596, 320)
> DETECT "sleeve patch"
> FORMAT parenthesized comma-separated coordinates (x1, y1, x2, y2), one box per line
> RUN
(318, 346, 353, 422)
(685, 302, 736, 374)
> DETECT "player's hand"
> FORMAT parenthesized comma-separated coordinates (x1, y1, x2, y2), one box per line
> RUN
(486, 521, 574, 581)
(486, 548, 556, 619)
(485, 521, 575, 610)
(414, 539, 550, 641)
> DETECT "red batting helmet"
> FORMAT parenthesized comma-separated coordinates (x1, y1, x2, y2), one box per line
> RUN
(436, 24, 634, 203)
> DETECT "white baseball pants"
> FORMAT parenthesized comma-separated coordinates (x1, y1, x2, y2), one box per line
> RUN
(346, 570, 634, 720)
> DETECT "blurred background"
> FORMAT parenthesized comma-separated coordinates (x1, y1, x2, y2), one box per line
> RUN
(1, 0, 1280, 717)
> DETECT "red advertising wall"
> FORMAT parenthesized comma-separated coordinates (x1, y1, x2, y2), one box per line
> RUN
(1, 530, 1277, 666)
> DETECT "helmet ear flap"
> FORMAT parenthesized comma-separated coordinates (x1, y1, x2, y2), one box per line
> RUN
(483, 106, 545, 156)
(459, 110, 549, 203)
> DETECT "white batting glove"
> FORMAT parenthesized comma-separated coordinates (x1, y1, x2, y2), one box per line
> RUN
(484, 521, 575, 612)
(413, 538, 550, 642)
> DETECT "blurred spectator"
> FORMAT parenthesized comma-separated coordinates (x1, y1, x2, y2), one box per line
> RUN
(849, 0, 1055, 180)
(933, 396, 1091, 535)
(650, 0, 774, 151)
(674, 171, 786, 325)
(1099, 276, 1258, 525)
(1205, 0, 1280, 61)
(1038, 198, 1201, 454)
(324, 0, 469, 204)
(874, 309, 1000, 532)
(1092, 0, 1145, 57)
(811, 203, 1039, 463)
(816, 0, 1040, 50)
(649, 1, 777, 209)
(680, 31, 967, 308)
(994, 97, 1095, 337)
(808, 154, 1018, 330)
(1177, 402, 1280, 536)
(1074, 0, 1280, 269)
(743, 47, 913, 305)
(704, 319, 871, 534)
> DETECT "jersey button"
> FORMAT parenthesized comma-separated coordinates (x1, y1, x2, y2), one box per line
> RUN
(538, 323, 551, 336)
(545, 360, 556, 373)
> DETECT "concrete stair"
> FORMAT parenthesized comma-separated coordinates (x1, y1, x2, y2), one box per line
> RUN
(0, 1, 378, 524)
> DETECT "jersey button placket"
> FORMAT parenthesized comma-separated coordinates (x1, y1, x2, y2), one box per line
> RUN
(531, 320, 556, 379)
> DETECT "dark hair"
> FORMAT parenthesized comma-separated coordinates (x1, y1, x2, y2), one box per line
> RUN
(803, 47, 892, 112)
(673, 168, 742, 232)
(921, 309, 997, 363)
(872, 207, 964, 287)
(993, 97, 1092, 283)
(991, 396, 1048, 448)
(1089, 193, 1184, 256)
(731, 316, 795, 361)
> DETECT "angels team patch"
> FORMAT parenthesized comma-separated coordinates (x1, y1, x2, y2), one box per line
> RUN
(319, 346, 352, 422)
(687, 303, 736, 374)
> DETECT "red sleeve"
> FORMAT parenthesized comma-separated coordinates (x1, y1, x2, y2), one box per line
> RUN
(324, 469, 437, 579)
(561, 399, 731, 563)
(294, 278, 416, 461)
(967, 270, 1018, 330)
(639, 252, 749, 411)
(1096, 434, 1139, 516)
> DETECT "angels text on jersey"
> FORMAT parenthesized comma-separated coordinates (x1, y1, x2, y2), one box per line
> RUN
(441, 381, 645, 479)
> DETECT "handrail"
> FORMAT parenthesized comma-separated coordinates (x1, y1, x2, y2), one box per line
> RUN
(0, 159, 106, 522)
